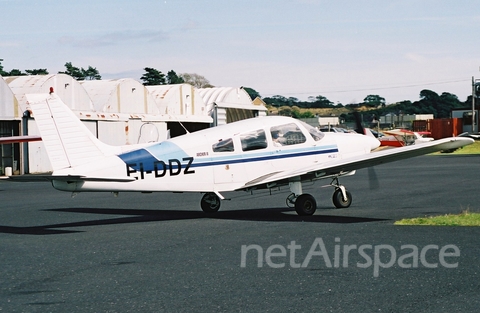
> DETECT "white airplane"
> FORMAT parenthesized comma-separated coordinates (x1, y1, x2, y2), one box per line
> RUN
(10, 93, 473, 216)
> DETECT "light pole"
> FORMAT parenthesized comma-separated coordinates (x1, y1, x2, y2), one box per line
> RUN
(473, 77, 475, 133)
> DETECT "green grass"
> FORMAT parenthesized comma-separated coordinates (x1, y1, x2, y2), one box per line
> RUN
(435, 140, 480, 155)
(449, 140, 480, 154)
(395, 211, 480, 226)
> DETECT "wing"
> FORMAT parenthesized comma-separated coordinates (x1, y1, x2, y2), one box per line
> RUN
(240, 137, 473, 189)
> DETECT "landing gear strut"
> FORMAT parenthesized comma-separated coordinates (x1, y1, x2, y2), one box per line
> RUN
(285, 176, 353, 215)
(330, 177, 352, 208)
(201, 192, 221, 213)
(287, 181, 317, 216)
(332, 188, 352, 208)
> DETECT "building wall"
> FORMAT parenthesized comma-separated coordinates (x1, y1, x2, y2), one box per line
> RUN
(0, 77, 16, 119)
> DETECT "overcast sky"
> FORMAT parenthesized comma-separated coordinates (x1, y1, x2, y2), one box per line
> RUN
(1, 0, 479, 104)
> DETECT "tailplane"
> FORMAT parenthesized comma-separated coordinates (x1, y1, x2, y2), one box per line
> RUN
(26, 93, 117, 171)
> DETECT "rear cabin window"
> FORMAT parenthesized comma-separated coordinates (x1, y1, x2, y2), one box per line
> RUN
(212, 138, 234, 152)
(270, 123, 307, 146)
(240, 129, 268, 151)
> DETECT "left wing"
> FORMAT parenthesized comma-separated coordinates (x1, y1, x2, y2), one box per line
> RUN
(241, 137, 473, 189)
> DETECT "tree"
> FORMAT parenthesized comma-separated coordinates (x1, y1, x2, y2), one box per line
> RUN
(6, 69, 26, 76)
(419, 89, 440, 102)
(166, 70, 184, 84)
(0, 59, 6, 76)
(278, 106, 292, 116)
(1, 59, 49, 76)
(25, 69, 49, 75)
(59, 62, 84, 80)
(82, 66, 101, 80)
(0, 60, 26, 76)
(140, 67, 166, 86)
(243, 87, 260, 100)
(363, 95, 385, 108)
(58, 62, 101, 80)
(308, 95, 334, 108)
(263, 95, 288, 107)
(438, 92, 462, 118)
(179, 73, 213, 88)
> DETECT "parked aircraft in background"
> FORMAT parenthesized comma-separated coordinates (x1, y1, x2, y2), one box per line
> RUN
(379, 129, 434, 147)
(9, 93, 474, 216)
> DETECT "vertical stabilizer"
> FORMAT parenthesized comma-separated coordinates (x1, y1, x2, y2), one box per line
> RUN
(27, 93, 113, 171)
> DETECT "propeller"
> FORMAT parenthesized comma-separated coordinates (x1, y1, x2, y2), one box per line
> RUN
(353, 111, 365, 135)
(353, 111, 380, 190)
(368, 167, 380, 190)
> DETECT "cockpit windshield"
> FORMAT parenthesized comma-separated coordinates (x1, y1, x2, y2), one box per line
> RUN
(299, 121, 324, 141)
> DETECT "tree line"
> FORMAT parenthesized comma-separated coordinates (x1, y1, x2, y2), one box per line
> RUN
(1, 59, 474, 120)
(257, 90, 475, 121)
(0, 59, 213, 87)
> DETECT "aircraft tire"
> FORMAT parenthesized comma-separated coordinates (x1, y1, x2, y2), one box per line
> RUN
(201, 192, 221, 213)
(332, 188, 352, 208)
(294, 194, 317, 216)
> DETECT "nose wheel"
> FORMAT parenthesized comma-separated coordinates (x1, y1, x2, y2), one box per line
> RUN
(332, 187, 352, 208)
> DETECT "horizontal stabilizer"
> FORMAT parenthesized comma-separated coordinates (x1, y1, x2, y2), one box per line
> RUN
(0, 135, 42, 144)
(8, 175, 135, 183)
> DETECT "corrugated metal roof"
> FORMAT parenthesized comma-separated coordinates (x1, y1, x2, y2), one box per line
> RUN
(146, 84, 208, 116)
(198, 87, 267, 116)
(4, 74, 95, 113)
(80, 79, 160, 114)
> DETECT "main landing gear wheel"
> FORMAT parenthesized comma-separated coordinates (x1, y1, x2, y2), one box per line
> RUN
(332, 188, 352, 208)
(294, 194, 317, 216)
(201, 192, 221, 213)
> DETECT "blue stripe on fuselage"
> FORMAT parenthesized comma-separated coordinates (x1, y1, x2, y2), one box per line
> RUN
(118, 142, 339, 172)
(118, 141, 190, 171)
(192, 146, 338, 168)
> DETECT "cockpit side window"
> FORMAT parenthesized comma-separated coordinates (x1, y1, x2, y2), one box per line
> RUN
(270, 123, 307, 146)
(212, 138, 234, 152)
(240, 129, 267, 151)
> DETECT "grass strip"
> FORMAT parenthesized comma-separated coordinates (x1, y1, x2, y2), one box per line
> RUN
(395, 211, 480, 226)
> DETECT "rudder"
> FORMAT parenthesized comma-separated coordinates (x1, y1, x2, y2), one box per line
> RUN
(27, 93, 113, 171)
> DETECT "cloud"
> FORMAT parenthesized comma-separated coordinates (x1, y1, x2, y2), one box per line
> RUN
(58, 30, 168, 48)
(0, 41, 19, 48)
(178, 19, 200, 32)
(404, 53, 427, 63)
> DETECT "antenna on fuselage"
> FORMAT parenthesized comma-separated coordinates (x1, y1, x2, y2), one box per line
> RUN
(177, 120, 190, 135)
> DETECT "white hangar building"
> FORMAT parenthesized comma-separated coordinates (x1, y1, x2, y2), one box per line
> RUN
(198, 87, 267, 126)
(146, 84, 212, 137)
(0, 74, 266, 175)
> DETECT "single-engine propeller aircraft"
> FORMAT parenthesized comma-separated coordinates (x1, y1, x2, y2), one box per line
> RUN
(10, 93, 474, 216)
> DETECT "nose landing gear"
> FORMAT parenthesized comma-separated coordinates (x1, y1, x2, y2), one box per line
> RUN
(285, 176, 353, 215)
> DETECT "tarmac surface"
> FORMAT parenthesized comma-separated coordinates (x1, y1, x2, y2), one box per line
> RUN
(0, 155, 479, 312)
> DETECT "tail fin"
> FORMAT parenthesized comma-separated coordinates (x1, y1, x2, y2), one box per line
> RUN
(26, 93, 115, 171)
